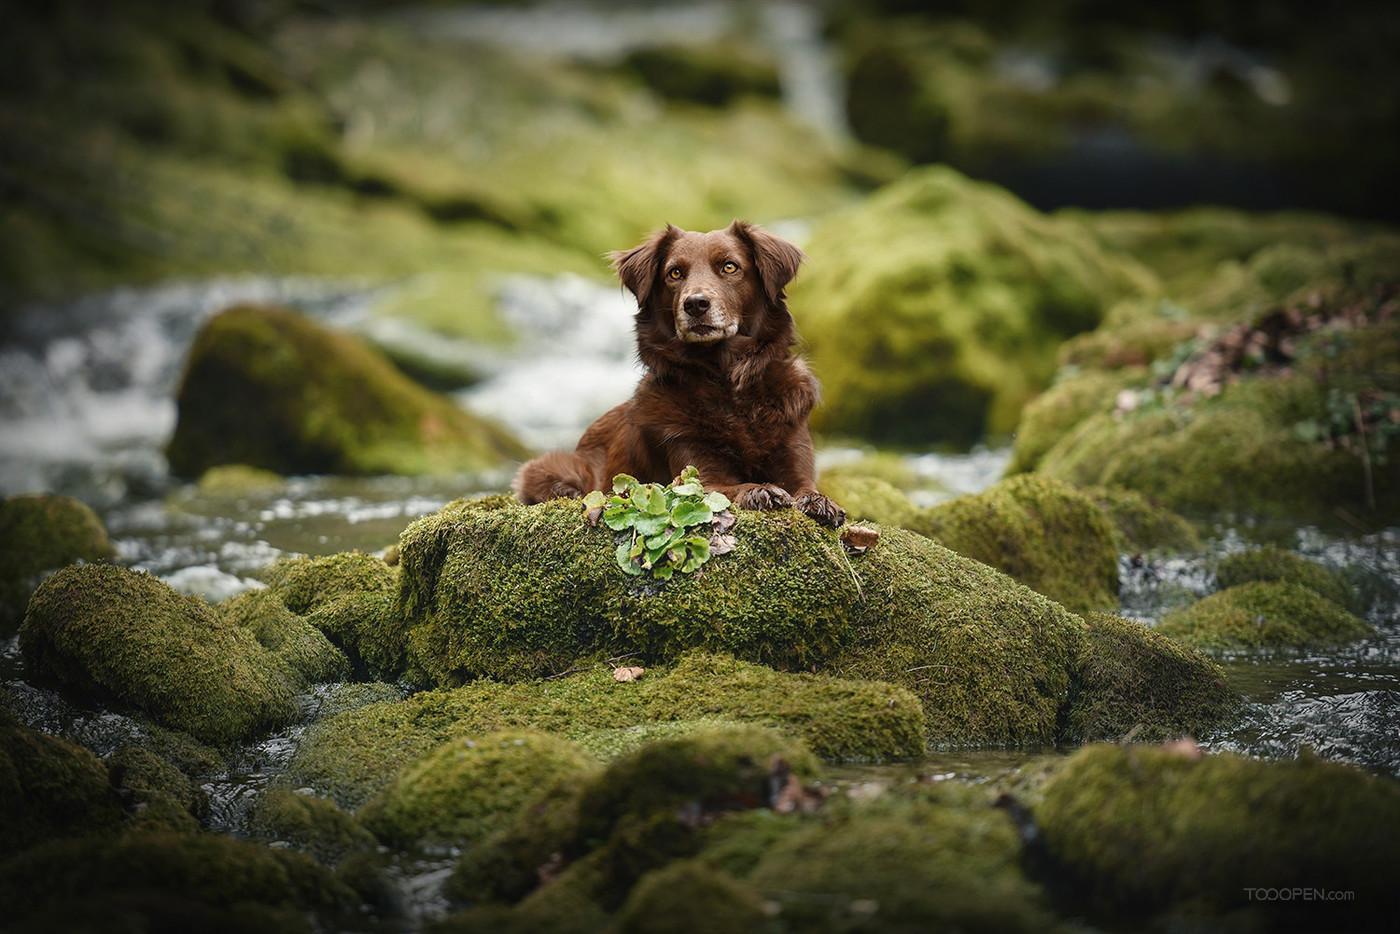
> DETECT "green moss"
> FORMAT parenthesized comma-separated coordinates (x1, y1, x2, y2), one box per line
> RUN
(106, 743, 207, 833)
(1036, 744, 1400, 926)
(1005, 368, 1144, 475)
(0, 493, 113, 636)
(815, 474, 923, 527)
(166, 305, 527, 479)
(1063, 613, 1237, 743)
(289, 652, 922, 812)
(740, 790, 1058, 933)
(216, 588, 350, 687)
(1, 720, 126, 854)
(250, 786, 377, 867)
(910, 474, 1120, 614)
(397, 496, 863, 685)
(1216, 546, 1358, 611)
(1157, 581, 1372, 652)
(616, 859, 767, 934)
(359, 730, 599, 848)
(791, 165, 1152, 445)
(1055, 315, 1197, 372)
(19, 563, 297, 745)
(196, 464, 285, 495)
(259, 552, 405, 681)
(0, 829, 353, 932)
(450, 726, 816, 912)
(1086, 486, 1202, 553)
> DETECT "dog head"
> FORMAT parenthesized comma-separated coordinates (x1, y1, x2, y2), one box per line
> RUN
(609, 221, 805, 348)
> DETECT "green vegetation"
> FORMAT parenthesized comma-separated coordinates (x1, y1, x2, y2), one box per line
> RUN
(0, 493, 113, 636)
(216, 587, 351, 687)
(1157, 580, 1371, 652)
(165, 305, 527, 479)
(792, 165, 1152, 445)
(250, 786, 380, 867)
(20, 563, 298, 745)
(1036, 744, 1400, 928)
(1, 718, 126, 854)
(590, 467, 734, 580)
(1215, 545, 1358, 611)
(359, 731, 599, 848)
(1063, 613, 1236, 743)
(911, 474, 1120, 614)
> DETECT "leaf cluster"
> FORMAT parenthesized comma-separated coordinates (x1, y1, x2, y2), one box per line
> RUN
(583, 467, 734, 580)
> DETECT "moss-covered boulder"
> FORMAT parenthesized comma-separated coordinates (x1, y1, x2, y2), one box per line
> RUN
(449, 725, 816, 911)
(1086, 486, 1202, 553)
(1036, 743, 1400, 929)
(615, 859, 767, 934)
(289, 652, 923, 812)
(250, 786, 377, 867)
(359, 730, 599, 848)
(19, 563, 298, 745)
(1157, 580, 1372, 652)
(738, 789, 1058, 933)
(790, 165, 1151, 445)
(216, 587, 350, 686)
(397, 495, 1088, 746)
(106, 743, 208, 834)
(258, 552, 405, 681)
(1, 719, 126, 854)
(816, 473, 923, 528)
(1216, 546, 1358, 611)
(1063, 613, 1237, 743)
(165, 305, 527, 478)
(0, 493, 113, 636)
(909, 474, 1120, 614)
(0, 829, 354, 934)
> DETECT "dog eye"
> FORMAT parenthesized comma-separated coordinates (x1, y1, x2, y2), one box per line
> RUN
(721, 261, 739, 274)
(667, 267, 683, 280)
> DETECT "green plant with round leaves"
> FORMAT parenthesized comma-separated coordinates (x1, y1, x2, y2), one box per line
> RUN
(583, 467, 734, 581)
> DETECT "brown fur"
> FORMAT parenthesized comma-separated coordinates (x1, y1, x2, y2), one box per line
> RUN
(513, 221, 844, 527)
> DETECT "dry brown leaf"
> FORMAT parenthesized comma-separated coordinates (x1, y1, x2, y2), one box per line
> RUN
(840, 524, 880, 554)
(613, 666, 645, 682)
(584, 506, 604, 527)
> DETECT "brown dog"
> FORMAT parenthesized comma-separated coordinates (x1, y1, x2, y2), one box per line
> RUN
(513, 220, 844, 527)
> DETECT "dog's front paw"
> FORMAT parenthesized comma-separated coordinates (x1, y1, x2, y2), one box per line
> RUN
(795, 492, 846, 529)
(734, 484, 795, 511)
(550, 480, 586, 499)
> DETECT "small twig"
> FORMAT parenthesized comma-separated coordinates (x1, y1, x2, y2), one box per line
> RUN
(544, 665, 596, 681)
(544, 652, 644, 681)
(906, 664, 964, 674)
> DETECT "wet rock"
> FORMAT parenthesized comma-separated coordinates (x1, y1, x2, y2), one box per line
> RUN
(0, 493, 113, 636)
(1035, 743, 1400, 930)
(1063, 613, 1238, 743)
(20, 563, 298, 745)
(288, 651, 923, 813)
(165, 305, 528, 478)
(0, 718, 126, 854)
(249, 786, 377, 867)
(910, 474, 1120, 614)
(791, 165, 1152, 446)
(1158, 580, 1372, 652)
(396, 495, 1083, 745)
(359, 730, 599, 849)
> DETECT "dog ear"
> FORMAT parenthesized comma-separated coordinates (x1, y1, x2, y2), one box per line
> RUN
(729, 220, 805, 304)
(608, 225, 681, 308)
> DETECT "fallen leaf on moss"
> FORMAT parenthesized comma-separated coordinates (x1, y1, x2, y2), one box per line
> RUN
(840, 525, 880, 554)
(613, 666, 645, 682)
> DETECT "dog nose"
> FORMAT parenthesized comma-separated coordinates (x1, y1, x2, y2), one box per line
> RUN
(683, 294, 711, 317)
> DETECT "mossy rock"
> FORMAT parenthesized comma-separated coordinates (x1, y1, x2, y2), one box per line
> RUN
(909, 474, 1120, 614)
(449, 725, 815, 912)
(0, 493, 113, 636)
(1157, 580, 1372, 652)
(216, 587, 351, 686)
(1005, 369, 1143, 475)
(739, 789, 1058, 933)
(615, 859, 768, 934)
(816, 473, 923, 528)
(397, 495, 1087, 745)
(359, 730, 599, 848)
(791, 165, 1151, 446)
(250, 786, 377, 867)
(0, 829, 354, 933)
(165, 305, 527, 478)
(196, 463, 286, 496)
(19, 563, 298, 745)
(1063, 613, 1237, 744)
(288, 652, 922, 812)
(1086, 485, 1202, 553)
(0, 720, 126, 854)
(1216, 546, 1358, 612)
(259, 552, 405, 681)
(106, 743, 208, 833)
(1036, 743, 1400, 928)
